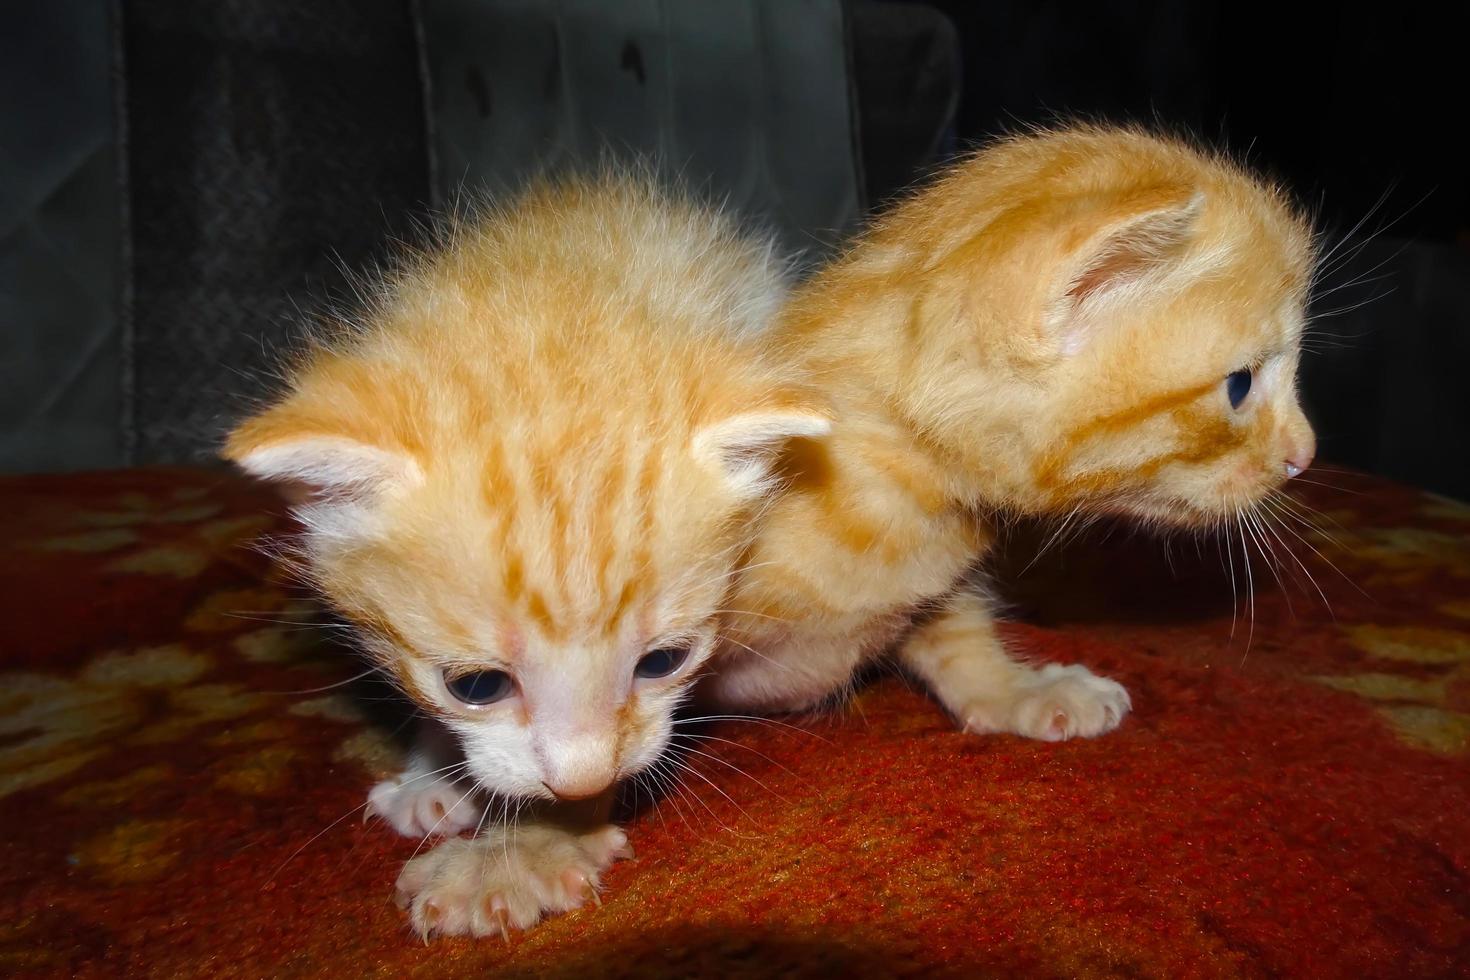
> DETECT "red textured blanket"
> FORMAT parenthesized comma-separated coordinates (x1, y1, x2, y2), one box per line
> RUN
(2, 467, 1467, 977)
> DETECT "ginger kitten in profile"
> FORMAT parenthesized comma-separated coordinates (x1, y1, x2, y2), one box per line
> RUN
(223, 178, 829, 938)
(704, 126, 1317, 739)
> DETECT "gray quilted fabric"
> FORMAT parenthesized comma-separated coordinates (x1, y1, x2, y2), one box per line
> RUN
(0, 4, 125, 473)
(421, 0, 864, 263)
(122, 0, 429, 465)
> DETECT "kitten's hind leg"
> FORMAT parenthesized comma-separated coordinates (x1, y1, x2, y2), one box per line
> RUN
(899, 588, 1130, 741)
(367, 718, 482, 838)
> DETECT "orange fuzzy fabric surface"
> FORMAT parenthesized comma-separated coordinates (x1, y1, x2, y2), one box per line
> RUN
(1, 467, 1468, 978)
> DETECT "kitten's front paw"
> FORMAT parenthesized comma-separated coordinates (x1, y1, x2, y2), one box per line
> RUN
(394, 823, 632, 940)
(367, 773, 480, 839)
(963, 663, 1130, 741)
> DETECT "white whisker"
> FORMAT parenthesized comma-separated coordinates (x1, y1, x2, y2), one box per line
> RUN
(268, 759, 470, 886)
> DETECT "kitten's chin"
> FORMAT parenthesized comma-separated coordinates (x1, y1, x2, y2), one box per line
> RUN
(1098, 497, 1237, 532)
(1096, 479, 1291, 530)
(1075, 495, 1199, 530)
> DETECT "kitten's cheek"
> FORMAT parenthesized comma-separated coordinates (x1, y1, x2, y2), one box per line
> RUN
(626, 722, 673, 778)
(1220, 459, 1256, 491)
(1220, 460, 1274, 503)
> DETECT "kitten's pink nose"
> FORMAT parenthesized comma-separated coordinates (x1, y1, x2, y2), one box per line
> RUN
(541, 732, 616, 800)
(1283, 437, 1315, 479)
(542, 779, 611, 802)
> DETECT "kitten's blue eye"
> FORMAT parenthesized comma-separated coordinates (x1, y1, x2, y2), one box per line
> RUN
(1226, 368, 1253, 410)
(444, 669, 514, 706)
(634, 647, 689, 680)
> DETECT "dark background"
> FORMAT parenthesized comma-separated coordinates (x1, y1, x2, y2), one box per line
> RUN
(917, 3, 1460, 243)
(2, 1, 1464, 498)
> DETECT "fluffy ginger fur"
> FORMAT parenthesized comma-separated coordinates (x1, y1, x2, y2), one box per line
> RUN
(223, 177, 831, 939)
(704, 126, 1318, 738)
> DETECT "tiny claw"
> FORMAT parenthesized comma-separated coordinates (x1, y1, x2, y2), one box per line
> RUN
(560, 867, 591, 904)
(961, 709, 998, 736)
(484, 895, 512, 942)
(587, 883, 603, 908)
(612, 842, 635, 861)
(1049, 711, 1069, 740)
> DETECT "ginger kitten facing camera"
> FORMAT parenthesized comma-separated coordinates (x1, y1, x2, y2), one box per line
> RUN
(224, 179, 829, 938)
(704, 126, 1317, 739)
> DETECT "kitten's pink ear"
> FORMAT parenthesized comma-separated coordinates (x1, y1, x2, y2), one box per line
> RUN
(692, 409, 832, 500)
(1046, 186, 1204, 354)
(223, 403, 420, 503)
